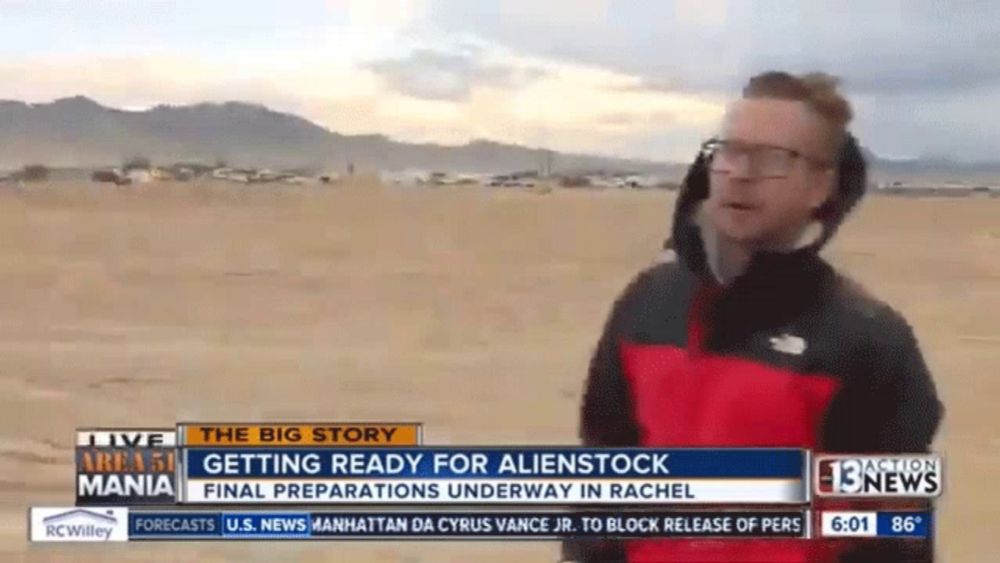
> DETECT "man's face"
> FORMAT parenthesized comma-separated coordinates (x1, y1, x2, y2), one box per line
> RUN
(705, 98, 835, 248)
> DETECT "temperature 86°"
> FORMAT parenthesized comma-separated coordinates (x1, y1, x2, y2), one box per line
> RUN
(891, 515, 922, 534)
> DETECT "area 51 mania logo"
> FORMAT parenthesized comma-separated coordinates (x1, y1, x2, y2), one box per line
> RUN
(29, 507, 129, 542)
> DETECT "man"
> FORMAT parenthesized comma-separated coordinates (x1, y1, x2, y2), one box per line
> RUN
(563, 71, 943, 562)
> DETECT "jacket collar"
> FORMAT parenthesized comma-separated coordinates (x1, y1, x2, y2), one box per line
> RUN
(671, 198, 830, 300)
(693, 203, 824, 286)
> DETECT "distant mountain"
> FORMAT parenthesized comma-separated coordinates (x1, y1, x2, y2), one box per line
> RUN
(0, 96, 684, 177)
(1, 96, 997, 184)
(865, 156, 1000, 185)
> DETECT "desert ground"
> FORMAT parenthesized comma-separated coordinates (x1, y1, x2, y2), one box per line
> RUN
(1, 178, 997, 562)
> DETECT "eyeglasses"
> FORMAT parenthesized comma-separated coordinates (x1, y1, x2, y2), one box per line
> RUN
(702, 138, 832, 179)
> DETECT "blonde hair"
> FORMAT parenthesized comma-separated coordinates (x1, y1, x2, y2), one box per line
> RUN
(742, 71, 853, 157)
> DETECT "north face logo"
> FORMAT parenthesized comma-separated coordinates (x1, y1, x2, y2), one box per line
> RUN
(769, 333, 807, 355)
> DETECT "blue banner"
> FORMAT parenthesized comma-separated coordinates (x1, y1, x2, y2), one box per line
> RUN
(183, 448, 804, 479)
(876, 512, 932, 538)
(221, 513, 311, 537)
(128, 510, 808, 539)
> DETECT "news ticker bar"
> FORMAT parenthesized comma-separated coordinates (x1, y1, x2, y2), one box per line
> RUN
(32, 508, 809, 541)
(136, 510, 811, 540)
(30, 508, 934, 542)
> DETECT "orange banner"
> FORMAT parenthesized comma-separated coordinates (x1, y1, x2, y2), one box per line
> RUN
(178, 423, 421, 446)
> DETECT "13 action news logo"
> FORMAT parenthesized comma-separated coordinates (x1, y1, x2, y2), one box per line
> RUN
(816, 455, 941, 497)
(29, 507, 129, 542)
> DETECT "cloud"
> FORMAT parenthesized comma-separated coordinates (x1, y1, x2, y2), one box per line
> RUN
(356, 48, 724, 157)
(343, 0, 427, 32)
(504, 60, 723, 134)
(426, 0, 1000, 97)
(366, 48, 546, 101)
(419, 0, 1000, 159)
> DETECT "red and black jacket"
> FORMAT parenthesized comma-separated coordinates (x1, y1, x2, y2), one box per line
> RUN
(563, 138, 944, 562)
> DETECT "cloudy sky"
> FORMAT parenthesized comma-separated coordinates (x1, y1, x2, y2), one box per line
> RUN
(1, 0, 996, 161)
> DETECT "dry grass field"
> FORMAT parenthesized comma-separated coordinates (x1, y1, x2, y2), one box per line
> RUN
(2, 179, 997, 562)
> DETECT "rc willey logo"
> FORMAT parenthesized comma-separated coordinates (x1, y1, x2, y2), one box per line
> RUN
(30, 507, 128, 542)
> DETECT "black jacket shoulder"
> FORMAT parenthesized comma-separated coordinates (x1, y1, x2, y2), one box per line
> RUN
(820, 274, 945, 453)
(607, 258, 698, 344)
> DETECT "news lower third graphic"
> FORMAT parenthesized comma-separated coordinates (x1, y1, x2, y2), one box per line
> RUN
(815, 455, 942, 498)
(28, 423, 943, 543)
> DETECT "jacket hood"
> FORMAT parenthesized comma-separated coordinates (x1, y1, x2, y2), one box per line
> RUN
(666, 133, 868, 279)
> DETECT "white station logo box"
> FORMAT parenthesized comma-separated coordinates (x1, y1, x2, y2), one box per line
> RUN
(814, 455, 942, 498)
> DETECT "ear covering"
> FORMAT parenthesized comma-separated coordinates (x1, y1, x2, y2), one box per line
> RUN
(813, 133, 867, 247)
